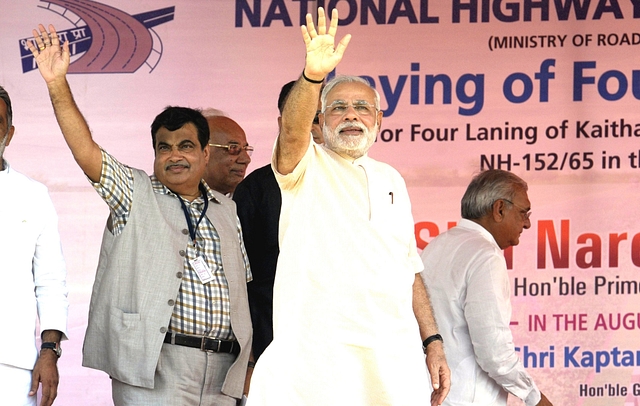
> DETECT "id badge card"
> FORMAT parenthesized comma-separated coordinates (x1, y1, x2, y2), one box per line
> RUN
(189, 256, 214, 284)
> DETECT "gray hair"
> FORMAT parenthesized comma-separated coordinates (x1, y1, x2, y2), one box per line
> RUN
(461, 169, 528, 219)
(321, 75, 380, 112)
(0, 85, 13, 130)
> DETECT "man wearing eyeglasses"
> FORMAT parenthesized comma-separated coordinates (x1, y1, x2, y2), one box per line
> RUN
(202, 110, 253, 196)
(420, 169, 553, 406)
(246, 8, 449, 406)
(28, 25, 252, 406)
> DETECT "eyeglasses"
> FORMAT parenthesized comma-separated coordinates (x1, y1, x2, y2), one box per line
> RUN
(502, 199, 531, 220)
(209, 143, 254, 156)
(324, 100, 378, 117)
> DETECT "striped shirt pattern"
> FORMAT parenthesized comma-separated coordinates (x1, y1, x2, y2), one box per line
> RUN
(92, 149, 251, 340)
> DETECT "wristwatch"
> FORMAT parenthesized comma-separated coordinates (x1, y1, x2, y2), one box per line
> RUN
(422, 334, 443, 353)
(41, 342, 62, 358)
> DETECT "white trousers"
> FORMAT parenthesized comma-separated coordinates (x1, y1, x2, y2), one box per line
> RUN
(0, 363, 37, 406)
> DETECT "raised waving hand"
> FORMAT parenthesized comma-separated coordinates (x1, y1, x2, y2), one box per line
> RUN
(26, 24, 70, 84)
(301, 8, 351, 81)
(26, 23, 102, 182)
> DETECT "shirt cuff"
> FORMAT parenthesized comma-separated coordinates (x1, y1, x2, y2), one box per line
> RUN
(524, 384, 541, 406)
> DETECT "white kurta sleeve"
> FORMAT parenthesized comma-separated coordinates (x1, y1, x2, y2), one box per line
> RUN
(33, 189, 69, 341)
(464, 252, 540, 405)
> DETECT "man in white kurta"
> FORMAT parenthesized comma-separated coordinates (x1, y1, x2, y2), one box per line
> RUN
(252, 140, 428, 404)
(0, 85, 68, 406)
(420, 170, 553, 406)
(421, 219, 541, 405)
(247, 8, 450, 406)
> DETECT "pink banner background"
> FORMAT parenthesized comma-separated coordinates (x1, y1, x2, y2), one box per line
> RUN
(1, 1, 639, 404)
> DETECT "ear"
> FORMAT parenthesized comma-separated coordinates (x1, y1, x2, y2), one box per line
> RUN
(492, 199, 506, 223)
(203, 143, 210, 164)
(5, 126, 15, 146)
(277, 116, 283, 131)
(376, 109, 383, 128)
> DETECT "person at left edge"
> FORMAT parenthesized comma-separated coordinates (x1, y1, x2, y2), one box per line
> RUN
(27, 25, 252, 406)
(0, 85, 68, 406)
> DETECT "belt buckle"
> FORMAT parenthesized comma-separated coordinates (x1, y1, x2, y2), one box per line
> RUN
(200, 336, 221, 353)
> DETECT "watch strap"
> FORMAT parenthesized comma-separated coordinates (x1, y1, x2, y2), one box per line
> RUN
(41, 342, 61, 358)
(422, 333, 443, 350)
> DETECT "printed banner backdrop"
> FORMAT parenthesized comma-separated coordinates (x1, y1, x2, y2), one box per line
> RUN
(1, 1, 639, 404)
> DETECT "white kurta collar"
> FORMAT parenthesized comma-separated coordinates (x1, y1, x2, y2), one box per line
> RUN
(457, 218, 501, 249)
(321, 144, 370, 165)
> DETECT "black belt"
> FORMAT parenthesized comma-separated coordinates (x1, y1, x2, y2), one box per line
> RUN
(164, 333, 240, 356)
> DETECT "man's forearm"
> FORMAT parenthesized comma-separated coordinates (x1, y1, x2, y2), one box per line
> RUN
(413, 273, 439, 339)
(275, 76, 320, 174)
(41, 330, 62, 344)
(47, 78, 92, 156)
(46, 78, 102, 182)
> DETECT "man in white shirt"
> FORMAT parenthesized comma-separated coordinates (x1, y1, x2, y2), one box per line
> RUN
(247, 8, 450, 406)
(0, 85, 68, 406)
(421, 169, 553, 406)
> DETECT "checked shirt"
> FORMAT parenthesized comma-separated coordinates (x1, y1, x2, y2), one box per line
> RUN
(91, 149, 251, 340)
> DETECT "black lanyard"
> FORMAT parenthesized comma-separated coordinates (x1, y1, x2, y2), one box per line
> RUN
(173, 183, 209, 244)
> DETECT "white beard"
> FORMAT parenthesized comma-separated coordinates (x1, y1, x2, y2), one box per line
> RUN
(323, 121, 377, 159)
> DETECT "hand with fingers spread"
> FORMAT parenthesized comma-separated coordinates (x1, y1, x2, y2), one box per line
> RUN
(300, 7, 351, 82)
(26, 24, 70, 84)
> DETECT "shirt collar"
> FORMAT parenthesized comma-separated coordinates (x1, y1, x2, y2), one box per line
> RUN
(199, 180, 220, 204)
(457, 218, 501, 249)
(322, 144, 370, 165)
(150, 174, 220, 205)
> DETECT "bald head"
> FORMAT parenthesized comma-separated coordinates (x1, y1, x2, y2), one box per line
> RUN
(209, 116, 244, 142)
(203, 115, 251, 195)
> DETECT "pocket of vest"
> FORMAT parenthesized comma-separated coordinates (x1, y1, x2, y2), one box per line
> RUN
(109, 307, 141, 329)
